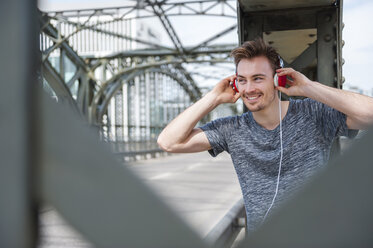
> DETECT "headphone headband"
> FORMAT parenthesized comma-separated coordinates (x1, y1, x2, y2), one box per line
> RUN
(278, 55, 284, 68)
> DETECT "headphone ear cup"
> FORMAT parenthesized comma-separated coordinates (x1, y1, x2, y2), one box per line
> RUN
(274, 73, 286, 87)
(278, 75, 287, 87)
(233, 79, 239, 93)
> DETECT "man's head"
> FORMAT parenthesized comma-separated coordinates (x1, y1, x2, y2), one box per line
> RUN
(230, 38, 281, 112)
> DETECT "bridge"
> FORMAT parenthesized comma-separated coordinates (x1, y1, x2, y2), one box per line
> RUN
(2, 0, 373, 247)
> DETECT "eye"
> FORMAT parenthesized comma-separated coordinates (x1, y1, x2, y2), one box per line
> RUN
(254, 77, 263, 81)
(238, 78, 246, 84)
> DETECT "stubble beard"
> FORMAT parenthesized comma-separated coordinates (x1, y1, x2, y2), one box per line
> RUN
(244, 90, 277, 112)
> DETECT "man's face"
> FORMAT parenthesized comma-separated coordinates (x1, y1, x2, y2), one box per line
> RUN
(236, 56, 277, 112)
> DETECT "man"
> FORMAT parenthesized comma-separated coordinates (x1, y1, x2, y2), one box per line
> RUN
(157, 39, 373, 232)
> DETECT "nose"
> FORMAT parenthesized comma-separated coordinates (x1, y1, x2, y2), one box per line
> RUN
(239, 81, 256, 94)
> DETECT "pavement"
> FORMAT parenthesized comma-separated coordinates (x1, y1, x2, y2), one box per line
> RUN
(38, 151, 242, 247)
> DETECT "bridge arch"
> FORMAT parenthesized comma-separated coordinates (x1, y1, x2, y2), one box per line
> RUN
(97, 65, 199, 143)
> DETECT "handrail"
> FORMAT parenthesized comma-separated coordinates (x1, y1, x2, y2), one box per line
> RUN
(205, 198, 246, 248)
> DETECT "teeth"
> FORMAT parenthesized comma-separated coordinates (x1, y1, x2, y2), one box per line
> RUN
(248, 95, 260, 100)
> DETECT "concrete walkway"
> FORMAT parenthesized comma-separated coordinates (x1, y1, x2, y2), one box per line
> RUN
(38, 152, 242, 247)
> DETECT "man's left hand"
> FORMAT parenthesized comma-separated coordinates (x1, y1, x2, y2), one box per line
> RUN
(275, 68, 314, 97)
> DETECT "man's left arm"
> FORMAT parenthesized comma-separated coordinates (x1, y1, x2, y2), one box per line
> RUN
(276, 68, 373, 130)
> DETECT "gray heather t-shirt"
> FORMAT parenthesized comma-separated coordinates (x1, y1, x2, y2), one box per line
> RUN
(200, 98, 348, 232)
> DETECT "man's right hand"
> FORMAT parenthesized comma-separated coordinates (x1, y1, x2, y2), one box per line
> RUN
(211, 75, 242, 105)
(157, 75, 241, 153)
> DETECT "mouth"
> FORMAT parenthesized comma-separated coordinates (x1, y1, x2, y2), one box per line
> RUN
(245, 94, 262, 103)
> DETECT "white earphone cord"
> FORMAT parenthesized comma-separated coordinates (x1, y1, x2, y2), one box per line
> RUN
(262, 91, 283, 223)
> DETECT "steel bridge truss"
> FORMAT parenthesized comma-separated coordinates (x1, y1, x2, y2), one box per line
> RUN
(39, 1, 238, 159)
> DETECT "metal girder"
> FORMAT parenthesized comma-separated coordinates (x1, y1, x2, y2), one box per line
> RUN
(40, 14, 88, 70)
(40, 14, 100, 115)
(43, 0, 237, 56)
(86, 44, 236, 60)
(91, 63, 204, 123)
(146, 0, 186, 57)
(188, 25, 237, 52)
(237, 1, 342, 86)
(205, 198, 246, 247)
(39, 89, 210, 248)
(317, 9, 339, 87)
(41, 59, 79, 111)
(0, 0, 39, 247)
(96, 71, 140, 122)
(40, 1, 238, 130)
(91, 56, 231, 112)
(289, 41, 317, 71)
(149, 65, 201, 99)
(238, 0, 337, 12)
(48, 16, 176, 51)
(44, 0, 237, 19)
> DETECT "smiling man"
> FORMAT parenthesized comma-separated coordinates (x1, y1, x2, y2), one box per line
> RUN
(157, 39, 373, 233)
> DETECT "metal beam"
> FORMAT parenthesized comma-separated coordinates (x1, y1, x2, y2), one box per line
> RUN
(39, 92, 210, 248)
(317, 9, 337, 87)
(238, 0, 336, 12)
(188, 25, 237, 52)
(94, 64, 205, 123)
(0, 0, 39, 247)
(146, 0, 186, 56)
(43, 0, 237, 19)
(84, 44, 236, 63)
(205, 199, 246, 248)
(290, 41, 317, 71)
(45, 16, 176, 52)
(41, 59, 80, 112)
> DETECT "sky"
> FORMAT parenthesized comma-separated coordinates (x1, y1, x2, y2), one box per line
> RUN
(341, 0, 373, 93)
(38, 0, 373, 94)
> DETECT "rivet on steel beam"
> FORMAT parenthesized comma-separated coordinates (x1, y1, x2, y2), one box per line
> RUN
(342, 76, 345, 84)
(334, 76, 338, 83)
(342, 40, 345, 47)
(324, 34, 332, 42)
(342, 58, 345, 65)
(334, 58, 337, 65)
(342, 22, 345, 29)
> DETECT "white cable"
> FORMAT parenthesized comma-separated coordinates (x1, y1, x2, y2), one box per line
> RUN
(262, 91, 283, 223)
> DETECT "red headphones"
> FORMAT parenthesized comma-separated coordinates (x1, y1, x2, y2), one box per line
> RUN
(274, 56, 287, 87)
(232, 74, 239, 93)
(232, 55, 286, 92)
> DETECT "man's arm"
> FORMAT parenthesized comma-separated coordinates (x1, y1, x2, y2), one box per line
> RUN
(276, 68, 373, 130)
(157, 75, 241, 153)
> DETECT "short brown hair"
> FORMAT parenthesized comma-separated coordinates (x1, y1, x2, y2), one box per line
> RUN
(230, 38, 280, 74)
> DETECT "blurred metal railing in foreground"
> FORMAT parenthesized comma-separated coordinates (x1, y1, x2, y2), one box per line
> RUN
(205, 199, 246, 248)
(2, 0, 373, 247)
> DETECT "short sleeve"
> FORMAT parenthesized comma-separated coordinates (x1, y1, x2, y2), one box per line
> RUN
(199, 116, 234, 157)
(300, 98, 349, 143)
